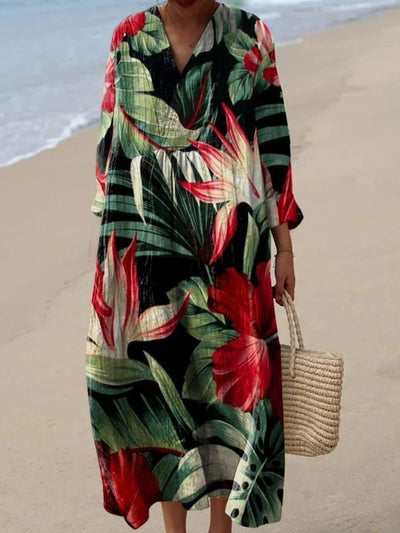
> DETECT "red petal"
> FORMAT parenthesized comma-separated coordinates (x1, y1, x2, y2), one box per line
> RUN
(95, 442, 162, 529)
(136, 293, 190, 341)
(208, 267, 257, 336)
(92, 259, 115, 348)
(263, 64, 280, 86)
(221, 103, 260, 199)
(96, 161, 108, 195)
(190, 139, 233, 179)
(101, 55, 115, 112)
(179, 179, 235, 203)
(121, 236, 139, 331)
(244, 46, 262, 75)
(277, 165, 299, 225)
(111, 12, 146, 50)
(212, 335, 271, 412)
(209, 203, 238, 264)
(255, 20, 274, 54)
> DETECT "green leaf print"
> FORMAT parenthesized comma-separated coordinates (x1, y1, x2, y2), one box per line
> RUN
(254, 201, 270, 239)
(228, 66, 254, 105)
(99, 153, 218, 261)
(89, 393, 185, 455)
(255, 102, 286, 121)
(86, 355, 153, 387)
(242, 213, 260, 277)
(168, 277, 227, 341)
(98, 110, 113, 142)
(257, 125, 289, 145)
(144, 444, 241, 507)
(224, 30, 255, 61)
(146, 452, 181, 498)
(116, 43, 154, 100)
(115, 106, 156, 159)
(120, 93, 201, 150)
(195, 419, 249, 451)
(144, 352, 196, 433)
(182, 331, 238, 404)
(225, 399, 285, 526)
(171, 61, 213, 129)
(172, 445, 240, 505)
(126, 13, 170, 55)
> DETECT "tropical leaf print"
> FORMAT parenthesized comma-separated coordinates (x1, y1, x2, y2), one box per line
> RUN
(100, 152, 217, 261)
(89, 389, 186, 454)
(98, 109, 113, 143)
(143, 444, 240, 508)
(86, 355, 153, 387)
(172, 444, 240, 505)
(207, 262, 278, 412)
(88, 5, 303, 529)
(88, 231, 190, 358)
(171, 61, 214, 129)
(182, 332, 238, 404)
(242, 213, 260, 277)
(168, 277, 227, 341)
(168, 277, 237, 404)
(116, 43, 154, 99)
(225, 399, 285, 527)
(183, 103, 265, 263)
(125, 12, 170, 55)
(224, 30, 255, 61)
(95, 443, 162, 529)
(144, 352, 196, 433)
(116, 97, 202, 159)
(227, 66, 255, 105)
(123, 94, 201, 146)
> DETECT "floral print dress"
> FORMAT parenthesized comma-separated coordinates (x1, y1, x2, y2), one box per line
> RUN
(86, 3, 303, 530)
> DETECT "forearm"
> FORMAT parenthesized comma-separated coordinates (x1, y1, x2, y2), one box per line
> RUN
(271, 222, 293, 254)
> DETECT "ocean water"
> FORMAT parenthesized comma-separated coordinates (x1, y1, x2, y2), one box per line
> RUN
(0, 0, 399, 167)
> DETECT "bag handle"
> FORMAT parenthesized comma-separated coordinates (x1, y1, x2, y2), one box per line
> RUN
(281, 289, 305, 378)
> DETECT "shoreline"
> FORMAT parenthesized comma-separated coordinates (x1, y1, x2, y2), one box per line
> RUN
(1, 4, 400, 170)
(1, 6, 400, 532)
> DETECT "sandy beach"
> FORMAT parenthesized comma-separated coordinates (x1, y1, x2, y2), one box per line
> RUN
(1, 8, 399, 532)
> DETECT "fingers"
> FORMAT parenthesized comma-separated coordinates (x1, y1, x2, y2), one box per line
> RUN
(274, 278, 285, 306)
(285, 277, 295, 302)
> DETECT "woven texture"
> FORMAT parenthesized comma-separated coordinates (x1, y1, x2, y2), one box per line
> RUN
(280, 291, 344, 456)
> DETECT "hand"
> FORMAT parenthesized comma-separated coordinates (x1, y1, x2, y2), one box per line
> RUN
(273, 252, 295, 306)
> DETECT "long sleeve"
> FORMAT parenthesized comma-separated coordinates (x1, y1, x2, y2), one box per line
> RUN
(253, 20, 303, 229)
(91, 47, 116, 217)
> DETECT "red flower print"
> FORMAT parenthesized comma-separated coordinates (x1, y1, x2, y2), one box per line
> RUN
(111, 12, 146, 50)
(208, 262, 283, 417)
(95, 441, 162, 529)
(95, 160, 109, 195)
(90, 231, 190, 358)
(244, 20, 280, 87)
(244, 46, 263, 75)
(277, 164, 299, 227)
(262, 62, 279, 87)
(101, 55, 115, 113)
(181, 103, 264, 264)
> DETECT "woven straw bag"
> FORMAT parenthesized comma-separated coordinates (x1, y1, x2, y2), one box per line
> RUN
(280, 290, 344, 456)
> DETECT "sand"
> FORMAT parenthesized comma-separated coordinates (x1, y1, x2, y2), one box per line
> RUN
(1, 8, 399, 532)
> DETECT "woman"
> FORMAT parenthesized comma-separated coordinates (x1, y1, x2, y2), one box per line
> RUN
(86, 1, 303, 531)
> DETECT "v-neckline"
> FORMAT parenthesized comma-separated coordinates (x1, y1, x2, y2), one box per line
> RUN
(155, 3, 222, 77)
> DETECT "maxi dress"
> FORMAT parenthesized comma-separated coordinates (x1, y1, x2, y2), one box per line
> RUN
(86, 4, 303, 530)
